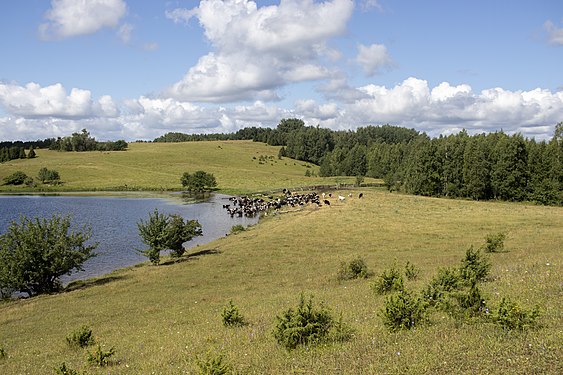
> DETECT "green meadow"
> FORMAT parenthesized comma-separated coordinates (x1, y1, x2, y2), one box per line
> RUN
(0, 142, 561, 374)
(0, 141, 361, 194)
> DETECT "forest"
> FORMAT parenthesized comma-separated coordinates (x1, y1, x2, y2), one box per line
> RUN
(155, 119, 563, 205)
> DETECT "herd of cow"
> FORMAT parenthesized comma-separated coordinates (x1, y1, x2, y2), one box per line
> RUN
(222, 189, 363, 217)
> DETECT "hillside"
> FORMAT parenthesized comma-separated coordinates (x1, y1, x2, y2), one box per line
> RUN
(0, 190, 561, 374)
(0, 141, 363, 194)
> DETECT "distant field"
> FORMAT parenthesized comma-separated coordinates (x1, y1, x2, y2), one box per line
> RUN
(0, 141, 365, 194)
(0, 190, 561, 374)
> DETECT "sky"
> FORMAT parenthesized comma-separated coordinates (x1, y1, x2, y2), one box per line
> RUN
(0, 0, 562, 141)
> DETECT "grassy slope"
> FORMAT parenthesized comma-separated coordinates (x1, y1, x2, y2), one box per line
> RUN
(0, 190, 561, 374)
(0, 141, 361, 194)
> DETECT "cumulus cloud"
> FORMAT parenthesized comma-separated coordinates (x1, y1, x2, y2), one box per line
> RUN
(39, 0, 127, 39)
(164, 0, 354, 102)
(544, 20, 563, 45)
(356, 43, 395, 76)
(0, 82, 119, 118)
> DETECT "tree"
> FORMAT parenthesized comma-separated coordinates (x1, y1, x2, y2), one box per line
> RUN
(0, 215, 97, 297)
(38, 167, 61, 184)
(137, 209, 203, 264)
(181, 171, 217, 192)
(27, 146, 36, 159)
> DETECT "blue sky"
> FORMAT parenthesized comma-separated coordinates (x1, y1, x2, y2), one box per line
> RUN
(0, 0, 562, 141)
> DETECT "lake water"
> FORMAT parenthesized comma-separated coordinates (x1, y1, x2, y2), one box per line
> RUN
(0, 194, 258, 283)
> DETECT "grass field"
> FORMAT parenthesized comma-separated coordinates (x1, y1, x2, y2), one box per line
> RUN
(0, 189, 561, 374)
(0, 141, 363, 194)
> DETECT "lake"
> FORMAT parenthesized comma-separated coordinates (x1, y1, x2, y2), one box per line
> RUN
(0, 193, 258, 283)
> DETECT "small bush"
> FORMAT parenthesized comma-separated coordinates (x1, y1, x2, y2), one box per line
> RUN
(66, 325, 95, 348)
(330, 312, 355, 343)
(494, 297, 540, 330)
(459, 246, 491, 282)
(195, 351, 231, 375)
(229, 225, 246, 235)
(482, 232, 507, 253)
(422, 267, 462, 306)
(337, 257, 370, 280)
(2, 171, 28, 185)
(0, 346, 5, 359)
(273, 293, 334, 350)
(86, 344, 115, 367)
(372, 265, 404, 294)
(222, 300, 247, 327)
(441, 281, 488, 322)
(381, 289, 427, 331)
(404, 261, 419, 280)
(54, 362, 81, 375)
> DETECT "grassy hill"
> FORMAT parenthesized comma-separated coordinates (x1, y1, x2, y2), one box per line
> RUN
(0, 141, 363, 194)
(0, 190, 561, 374)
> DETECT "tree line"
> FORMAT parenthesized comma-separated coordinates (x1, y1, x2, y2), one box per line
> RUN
(155, 119, 563, 205)
(49, 129, 127, 152)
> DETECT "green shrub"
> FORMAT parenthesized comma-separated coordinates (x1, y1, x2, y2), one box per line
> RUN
(440, 281, 488, 322)
(66, 325, 95, 348)
(229, 225, 246, 235)
(330, 312, 355, 343)
(381, 289, 427, 331)
(404, 261, 419, 280)
(494, 297, 540, 330)
(459, 246, 491, 282)
(54, 362, 81, 375)
(273, 293, 334, 350)
(422, 267, 462, 306)
(482, 232, 507, 253)
(195, 351, 231, 375)
(86, 344, 115, 367)
(337, 256, 370, 280)
(0, 346, 5, 359)
(37, 167, 61, 184)
(371, 265, 404, 294)
(2, 171, 28, 185)
(222, 300, 247, 327)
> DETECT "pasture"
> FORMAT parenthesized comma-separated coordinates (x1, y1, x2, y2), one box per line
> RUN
(0, 141, 362, 194)
(0, 189, 561, 374)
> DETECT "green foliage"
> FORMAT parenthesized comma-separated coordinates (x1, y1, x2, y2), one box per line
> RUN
(27, 146, 36, 159)
(355, 174, 364, 187)
(137, 209, 203, 264)
(494, 297, 540, 330)
(273, 293, 335, 350)
(38, 167, 61, 184)
(337, 256, 370, 280)
(481, 232, 507, 253)
(221, 300, 247, 327)
(181, 170, 218, 192)
(422, 267, 462, 306)
(2, 171, 28, 185)
(195, 351, 232, 375)
(381, 289, 428, 331)
(0, 215, 97, 297)
(0, 346, 5, 360)
(229, 224, 246, 235)
(54, 362, 81, 375)
(66, 325, 95, 349)
(86, 344, 115, 367)
(440, 281, 488, 322)
(404, 261, 419, 280)
(371, 265, 404, 294)
(459, 246, 491, 282)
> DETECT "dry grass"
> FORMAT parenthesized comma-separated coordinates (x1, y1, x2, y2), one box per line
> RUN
(0, 190, 561, 374)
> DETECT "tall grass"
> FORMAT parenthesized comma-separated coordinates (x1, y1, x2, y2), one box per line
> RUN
(0, 190, 561, 373)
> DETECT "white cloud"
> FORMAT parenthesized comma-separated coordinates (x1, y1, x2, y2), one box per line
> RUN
(356, 43, 395, 76)
(360, 0, 383, 12)
(39, 0, 127, 39)
(0, 82, 119, 118)
(164, 0, 354, 102)
(544, 20, 563, 45)
(117, 23, 133, 44)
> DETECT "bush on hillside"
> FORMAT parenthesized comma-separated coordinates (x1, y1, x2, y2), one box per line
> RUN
(404, 261, 419, 280)
(422, 267, 462, 306)
(86, 344, 115, 367)
(371, 265, 404, 294)
(381, 289, 428, 331)
(66, 325, 95, 349)
(222, 300, 247, 327)
(337, 256, 371, 280)
(2, 171, 29, 185)
(481, 232, 507, 253)
(494, 297, 540, 330)
(459, 246, 491, 282)
(195, 351, 231, 375)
